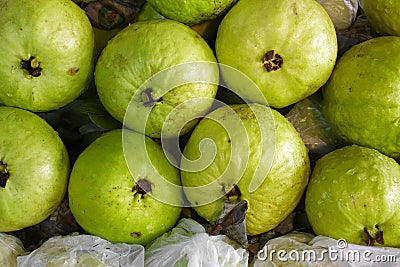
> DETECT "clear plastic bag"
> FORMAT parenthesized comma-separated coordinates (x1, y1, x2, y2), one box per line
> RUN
(251, 232, 400, 267)
(285, 95, 342, 161)
(317, 0, 358, 29)
(0, 233, 26, 267)
(17, 233, 144, 267)
(145, 218, 249, 267)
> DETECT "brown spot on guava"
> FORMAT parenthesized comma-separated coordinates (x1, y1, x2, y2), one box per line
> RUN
(262, 50, 283, 72)
(21, 56, 42, 77)
(130, 232, 141, 238)
(141, 88, 162, 107)
(0, 161, 9, 188)
(291, 2, 298, 15)
(67, 67, 80, 75)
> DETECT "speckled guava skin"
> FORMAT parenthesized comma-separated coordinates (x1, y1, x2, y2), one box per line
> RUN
(146, 0, 237, 25)
(359, 0, 400, 37)
(215, 0, 337, 108)
(305, 145, 400, 247)
(0, 0, 95, 112)
(180, 103, 310, 236)
(0, 107, 70, 232)
(323, 36, 400, 159)
(95, 19, 219, 138)
(68, 129, 183, 245)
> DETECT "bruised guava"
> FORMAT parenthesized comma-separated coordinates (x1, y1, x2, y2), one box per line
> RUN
(68, 129, 183, 245)
(0, 107, 70, 232)
(323, 36, 400, 159)
(180, 103, 310, 235)
(305, 145, 400, 247)
(215, 0, 337, 108)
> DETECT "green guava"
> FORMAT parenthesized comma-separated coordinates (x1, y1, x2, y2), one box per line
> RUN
(0, 106, 70, 232)
(305, 145, 400, 247)
(68, 129, 183, 245)
(215, 0, 338, 108)
(323, 36, 400, 159)
(95, 19, 219, 138)
(359, 0, 400, 36)
(145, 0, 237, 25)
(0, 0, 95, 112)
(180, 103, 310, 236)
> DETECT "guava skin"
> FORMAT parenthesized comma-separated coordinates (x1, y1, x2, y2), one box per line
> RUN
(146, 0, 237, 26)
(181, 104, 310, 236)
(95, 19, 219, 138)
(215, 0, 337, 108)
(0, 107, 70, 232)
(0, 0, 95, 112)
(68, 129, 183, 245)
(305, 145, 400, 247)
(323, 36, 400, 159)
(359, 0, 400, 37)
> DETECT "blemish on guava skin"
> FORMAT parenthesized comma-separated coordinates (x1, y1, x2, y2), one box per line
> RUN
(141, 88, 162, 107)
(262, 50, 283, 72)
(0, 161, 9, 188)
(290, 2, 298, 15)
(130, 232, 141, 238)
(67, 67, 80, 75)
(21, 56, 42, 77)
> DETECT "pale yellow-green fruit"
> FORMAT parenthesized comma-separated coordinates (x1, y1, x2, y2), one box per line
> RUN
(68, 129, 183, 245)
(216, 0, 338, 108)
(181, 104, 310, 235)
(146, 0, 237, 25)
(0, 107, 70, 232)
(306, 145, 400, 247)
(0, 0, 95, 112)
(359, 0, 400, 36)
(323, 36, 400, 159)
(95, 19, 219, 138)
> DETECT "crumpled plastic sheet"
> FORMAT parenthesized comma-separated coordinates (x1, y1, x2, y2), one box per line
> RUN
(317, 0, 358, 30)
(145, 218, 249, 267)
(251, 231, 400, 267)
(16, 233, 144, 267)
(0, 233, 26, 267)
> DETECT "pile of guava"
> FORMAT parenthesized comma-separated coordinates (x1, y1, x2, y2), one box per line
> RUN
(0, 0, 399, 265)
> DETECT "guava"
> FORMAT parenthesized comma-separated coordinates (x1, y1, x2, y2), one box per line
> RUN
(0, 0, 95, 112)
(145, 0, 237, 25)
(359, 0, 400, 36)
(180, 103, 310, 236)
(322, 36, 400, 159)
(95, 19, 219, 138)
(215, 0, 338, 108)
(305, 145, 400, 247)
(0, 106, 70, 232)
(68, 129, 183, 245)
